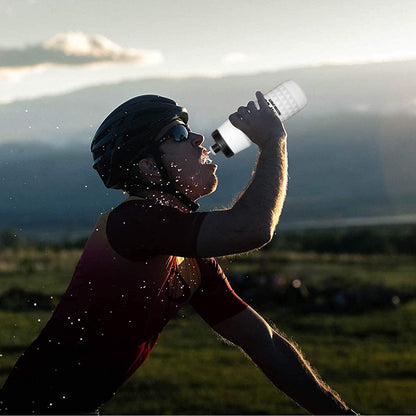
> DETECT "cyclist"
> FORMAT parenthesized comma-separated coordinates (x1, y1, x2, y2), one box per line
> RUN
(0, 92, 357, 414)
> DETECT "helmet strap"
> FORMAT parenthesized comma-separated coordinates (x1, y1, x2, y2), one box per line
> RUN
(149, 148, 200, 212)
(129, 145, 199, 212)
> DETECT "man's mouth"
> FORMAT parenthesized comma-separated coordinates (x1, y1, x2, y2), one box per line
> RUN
(200, 150, 213, 165)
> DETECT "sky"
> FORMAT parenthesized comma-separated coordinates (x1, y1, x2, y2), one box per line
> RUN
(1, 0, 416, 103)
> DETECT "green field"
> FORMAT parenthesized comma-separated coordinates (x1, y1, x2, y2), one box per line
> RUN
(1, 242, 416, 414)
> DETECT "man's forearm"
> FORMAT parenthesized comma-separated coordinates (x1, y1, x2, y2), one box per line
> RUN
(246, 330, 352, 415)
(231, 137, 288, 239)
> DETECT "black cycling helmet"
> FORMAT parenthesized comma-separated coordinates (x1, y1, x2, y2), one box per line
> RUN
(91, 94, 188, 189)
(91, 94, 199, 211)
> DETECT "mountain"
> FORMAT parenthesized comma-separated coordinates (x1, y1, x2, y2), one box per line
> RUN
(2, 59, 416, 145)
(1, 60, 416, 239)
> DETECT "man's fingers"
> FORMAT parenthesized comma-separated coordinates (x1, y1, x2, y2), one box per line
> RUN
(229, 112, 241, 122)
(247, 101, 258, 112)
(256, 91, 269, 111)
(229, 113, 249, 129)
(237, 106, 250, 118)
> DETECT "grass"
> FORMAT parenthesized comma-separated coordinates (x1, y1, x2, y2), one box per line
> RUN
(102, 300, 416, 414)
(0, 245, 416, 414)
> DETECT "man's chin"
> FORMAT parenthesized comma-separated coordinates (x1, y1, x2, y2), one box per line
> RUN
(204, 185, 217, 197)
(195, 179, 218, 200)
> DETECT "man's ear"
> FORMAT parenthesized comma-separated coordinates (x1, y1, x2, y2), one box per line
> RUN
(138, 157, 161, 177)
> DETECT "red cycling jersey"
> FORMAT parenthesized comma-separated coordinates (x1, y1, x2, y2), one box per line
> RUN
(0, 197, 247, 414)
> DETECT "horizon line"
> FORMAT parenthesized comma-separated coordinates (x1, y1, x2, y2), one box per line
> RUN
(1, 55, 416, 106)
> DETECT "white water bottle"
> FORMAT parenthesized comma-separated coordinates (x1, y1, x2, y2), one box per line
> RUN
(210, 80, 307, 157)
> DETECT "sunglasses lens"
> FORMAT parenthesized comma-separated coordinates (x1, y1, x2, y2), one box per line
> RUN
(165, 124, 189, 142)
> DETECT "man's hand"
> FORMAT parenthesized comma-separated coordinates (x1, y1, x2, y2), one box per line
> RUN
(229, 91, 287, 147)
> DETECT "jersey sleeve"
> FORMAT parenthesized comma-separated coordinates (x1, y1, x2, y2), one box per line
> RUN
(106, 200, 208, 260)
(189, 257, 248, 327)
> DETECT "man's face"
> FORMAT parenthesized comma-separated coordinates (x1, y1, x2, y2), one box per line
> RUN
(157, 124, 218, 201)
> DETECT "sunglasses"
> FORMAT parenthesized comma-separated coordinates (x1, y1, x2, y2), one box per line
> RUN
(159, 124, 191, 144)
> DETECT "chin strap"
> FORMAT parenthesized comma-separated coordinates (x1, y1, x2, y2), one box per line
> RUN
(151, 148, 200, 212)
(130, 145, 200, 212)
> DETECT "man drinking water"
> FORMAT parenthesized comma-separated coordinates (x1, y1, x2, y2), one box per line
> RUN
(0, 92, 357, 414)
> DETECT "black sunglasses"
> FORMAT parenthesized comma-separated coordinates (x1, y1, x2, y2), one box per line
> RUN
(159, 124, 190, 144)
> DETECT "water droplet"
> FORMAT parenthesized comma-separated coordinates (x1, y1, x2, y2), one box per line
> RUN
(392, 295, 400, 305)
(292, 279, 302, 288)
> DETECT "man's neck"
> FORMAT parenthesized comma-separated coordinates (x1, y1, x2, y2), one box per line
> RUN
(129, 190, 195, 213)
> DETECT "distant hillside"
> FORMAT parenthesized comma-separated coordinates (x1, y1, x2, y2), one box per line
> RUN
(1, 60, 416, 239)
(1, 112, 415, 239)
(2, 59, 416, 145)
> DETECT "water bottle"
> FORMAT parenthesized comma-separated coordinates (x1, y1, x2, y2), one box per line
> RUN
(210, 80, 307, 157)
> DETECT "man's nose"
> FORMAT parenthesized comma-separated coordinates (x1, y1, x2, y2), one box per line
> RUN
(191, 132, 204, 147)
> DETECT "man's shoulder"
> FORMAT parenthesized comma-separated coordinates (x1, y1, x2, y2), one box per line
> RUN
(110, 197, 183, 216)
(195, 257, 221, 272)
(107, 197, 158, 221)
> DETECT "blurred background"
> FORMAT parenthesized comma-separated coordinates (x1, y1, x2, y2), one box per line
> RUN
(1, 0, 416, 414)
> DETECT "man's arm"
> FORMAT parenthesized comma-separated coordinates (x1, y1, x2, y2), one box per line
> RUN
(212, 307, 356, 415)
(197, 92, 288, 258)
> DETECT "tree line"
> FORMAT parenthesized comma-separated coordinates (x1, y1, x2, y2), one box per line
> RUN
(1, 224, 415, 255)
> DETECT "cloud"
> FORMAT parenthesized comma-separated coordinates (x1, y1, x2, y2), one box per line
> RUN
(222, 52, 252, 65)
(0, 32, 163, 76)
(0, 64, 50, 83)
